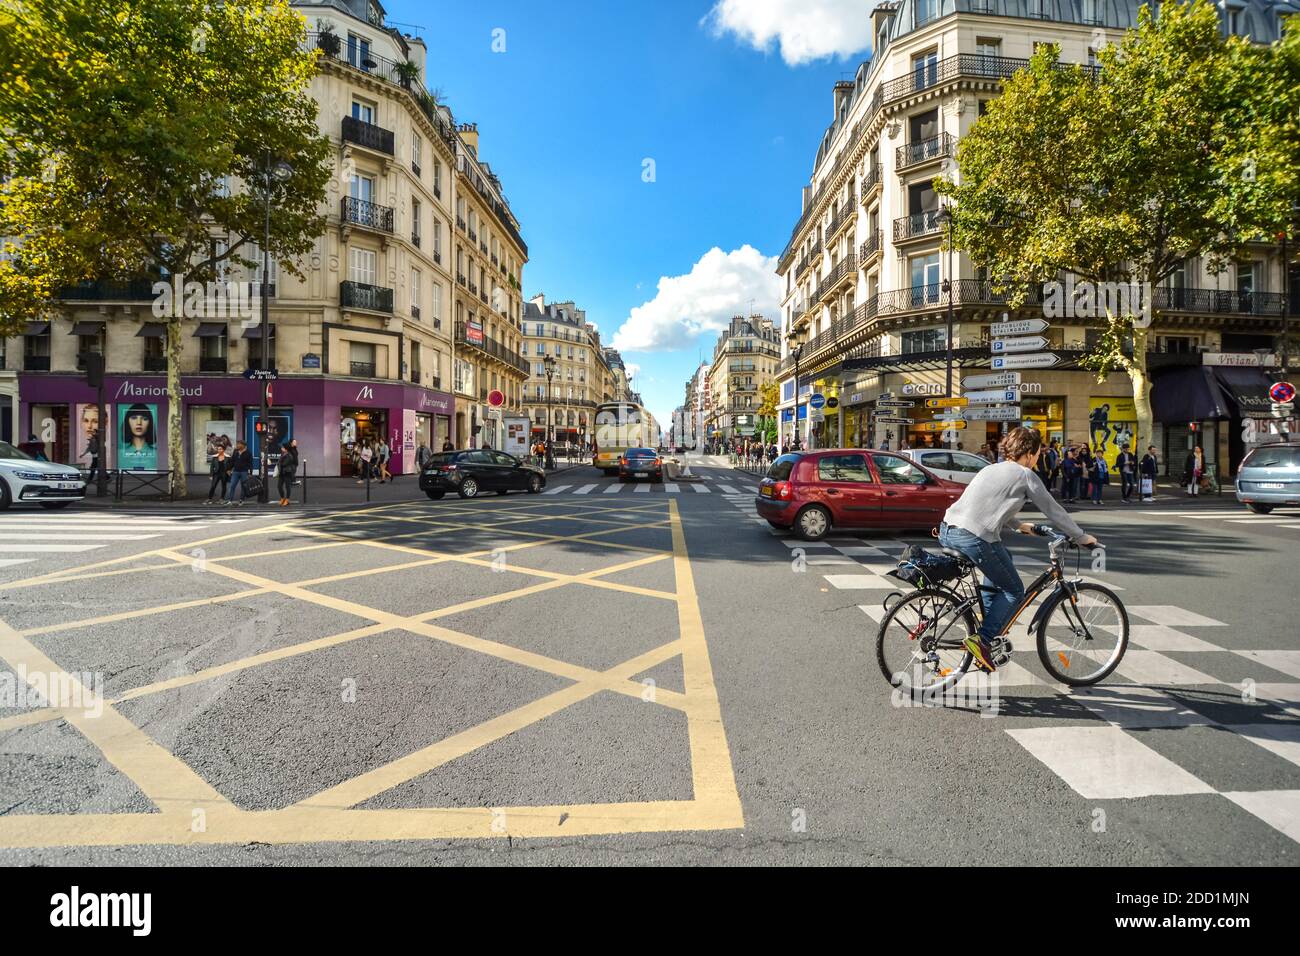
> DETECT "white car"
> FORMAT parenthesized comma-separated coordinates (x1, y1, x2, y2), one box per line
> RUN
(0, 441, 86, 509)
(896, 448, 992, 485)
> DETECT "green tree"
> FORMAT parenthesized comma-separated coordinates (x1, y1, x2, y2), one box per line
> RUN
(756, 380, 779, 443)
(0, 0, 330, 495)
(936, 0, 1288, 451)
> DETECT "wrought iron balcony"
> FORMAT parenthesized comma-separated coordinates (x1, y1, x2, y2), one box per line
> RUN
(340, 197, 394, 233)
(199, 356, 227, 373)
(341, 116, 394, 156)
(57, 278, 158, 301)
(859, 230, 883, 262)
(860, 163, 883, 198)
(143, 356, 167, 372)
(350, 361, 377, 378)
(893, 209, 943, 242)
(897, 133, 955, 170)
(340, 280, 394, 314)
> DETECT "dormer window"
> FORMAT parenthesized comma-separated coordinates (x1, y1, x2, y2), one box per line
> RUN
(367, 2, 383, 27)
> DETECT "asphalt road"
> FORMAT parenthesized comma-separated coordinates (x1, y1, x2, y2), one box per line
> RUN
(0, 455, 1296, 865)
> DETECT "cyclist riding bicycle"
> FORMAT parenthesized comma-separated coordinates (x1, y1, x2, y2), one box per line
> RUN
(939, 426, 1098, 673)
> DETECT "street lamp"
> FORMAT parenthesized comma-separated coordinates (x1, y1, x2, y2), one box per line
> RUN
(257, 156, 293, 503)
(543, 354, 556, 470)
(935, 204, 956, 400)
(790, 340, 804, 450)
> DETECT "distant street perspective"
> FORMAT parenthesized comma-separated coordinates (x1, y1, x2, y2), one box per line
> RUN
(0, 0, 1298, 891)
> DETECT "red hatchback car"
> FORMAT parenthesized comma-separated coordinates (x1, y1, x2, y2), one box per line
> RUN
(755, 449, 965, 540)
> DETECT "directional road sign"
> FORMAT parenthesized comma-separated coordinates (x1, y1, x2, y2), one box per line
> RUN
(992, 352, 1061, 370)
(991, 335, 1050, 354)
(876, 416, 914, 425)
(963, 371, 1021, 390)
(965, 388, 1020, 404)
(925, 397, 968, 409)
(962, 405, 1024, 422)
(990, 318, 1049, 338)
(918, 420, 966, 431)
(875, 399, 915, 409)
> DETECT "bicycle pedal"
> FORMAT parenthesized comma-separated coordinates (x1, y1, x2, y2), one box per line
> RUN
(991, 651, 1011, 667)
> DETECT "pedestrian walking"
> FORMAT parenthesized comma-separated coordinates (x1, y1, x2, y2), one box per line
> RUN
(277, 439, 299, 506)
(441, 437, 454, 452)
(357, 441, 374, 485)
(1045, 439, 1061, 494)
(1061, 448, 1081, 502)
(1140, 445, 1159, 502)
(1077, 444, 1094, 499)
(225, 440, 252, 506)
(1184, 445, 1205, 496)
(205, 443, 229, 504)
(377, 437, 391, 483)
(85, 427, 102, 486)
(1115, 443, 1138, 502)
(416, 443, 432, 470)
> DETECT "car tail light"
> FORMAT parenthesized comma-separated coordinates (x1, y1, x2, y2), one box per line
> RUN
(773, 480, 793, 499)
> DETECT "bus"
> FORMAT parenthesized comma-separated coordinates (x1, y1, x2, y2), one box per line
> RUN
(593, 401, 650, 475)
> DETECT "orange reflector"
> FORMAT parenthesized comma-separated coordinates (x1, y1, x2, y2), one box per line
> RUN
(1057, 651, 1070, 669)
(939, 668, 952, 677)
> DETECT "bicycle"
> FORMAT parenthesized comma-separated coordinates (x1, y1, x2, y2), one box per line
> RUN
(876, 525, 1129, 698)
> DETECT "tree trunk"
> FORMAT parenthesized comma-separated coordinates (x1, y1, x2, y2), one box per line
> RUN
(1127, 323, 1155, 456)
(167, 317, 187, 498)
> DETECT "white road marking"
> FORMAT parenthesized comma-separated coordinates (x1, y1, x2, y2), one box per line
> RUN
(1121, 625, 1223, 653)
(717, 484, 740, 495)
(1225, 724, 1300, 769)
(664, 483, 679, 493)
(1069, 686, 1214, 729)
(1233, 650, 1300, 680)
(1222, 791, 1300, 845)
(1006, 726, 1215, 799)
(0, 558, 36, 568)
(1112, 650, 1219, 686)
(691, 484, 711, 493)
(0, 544, 106, 553)
(541, 485, 570, 495)
(573, 484, 597, 495)
(634, 483, 651, 493)
(603, 483, 623, 494)
(823, 574, 897, 590)
(1127, 606, 1227, 627)
(0, 533, 157, 541)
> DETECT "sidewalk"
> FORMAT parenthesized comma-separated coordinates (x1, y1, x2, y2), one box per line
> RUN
(69, 461, 590, 510)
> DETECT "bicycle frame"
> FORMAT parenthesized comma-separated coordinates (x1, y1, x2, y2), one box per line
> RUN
(931, 540, 1082, 640)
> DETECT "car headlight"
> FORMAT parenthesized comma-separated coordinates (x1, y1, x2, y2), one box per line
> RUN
(12, 470, 50, 481)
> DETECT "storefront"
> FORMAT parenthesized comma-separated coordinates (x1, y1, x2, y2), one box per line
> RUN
(17, 374, 455, 477)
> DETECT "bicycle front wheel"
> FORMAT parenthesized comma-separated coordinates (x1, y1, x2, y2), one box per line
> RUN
(1036, 583, 1129, 686)
(877, 588, 976, 698)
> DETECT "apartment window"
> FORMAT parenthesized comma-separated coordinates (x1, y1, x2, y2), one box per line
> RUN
(349, 174, 374, 203)
(411, 268, 422, 318)
(349, 247, 377, 286)
(901, 328, 948, 354)
(1087, 47, 1099, 70)
(433, 160, 442, 197)
(432, 218, 442, 258)
(411, 341, 422, 380)
(350, 341, 377, 377)
(411, 134, 422, 176)
(912, 50, 938, 91)
(432, 283, 443, 325)
(412, 198, 422, 245)
(76, 326, 104, 370)
(468, 210, 477, 235)
(909, 108, 939, 143)
(909, 253, 941, 304)
(975, 38, 1001, 75)
(351, 98, 375, 125)
(347, 34, 372, 71)
(915, 0, 937, 26)
(456, 197, 466, 221)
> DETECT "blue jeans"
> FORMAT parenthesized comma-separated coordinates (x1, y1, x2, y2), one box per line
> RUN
(227, 470, 248, 502)
(938, 523, 1025, 642)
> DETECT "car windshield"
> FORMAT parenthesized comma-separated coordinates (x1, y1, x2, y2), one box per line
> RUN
(1243, 445, 1300, 469)
(766, 454, 798, 481)
(0, 441, 33, 461)
(626, 448, 655, 457)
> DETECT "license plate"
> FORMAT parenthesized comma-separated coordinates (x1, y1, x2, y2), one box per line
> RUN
(1258, 482, 1284, 489)
(56, 482, 81, 490)
(760, 486, 773, 497)
(635, 472, 648, 477)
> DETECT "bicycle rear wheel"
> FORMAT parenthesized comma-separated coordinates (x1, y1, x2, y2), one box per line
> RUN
(1036, 583, 1129, 686)
(877, 588, 976, 698)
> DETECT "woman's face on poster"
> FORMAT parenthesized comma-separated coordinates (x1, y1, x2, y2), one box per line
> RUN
(128, 413, 150, 440)
(82, 407, 99, 438)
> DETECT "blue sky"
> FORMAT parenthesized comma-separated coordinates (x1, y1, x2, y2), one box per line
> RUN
(381, 0, 873, 427)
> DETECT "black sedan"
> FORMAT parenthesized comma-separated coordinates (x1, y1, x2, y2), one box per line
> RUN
(419, 449, 546, 499)
(618, 447, 664, 483)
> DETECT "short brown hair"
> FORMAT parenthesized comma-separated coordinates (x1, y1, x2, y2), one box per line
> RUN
(999, 426, 1043, 461)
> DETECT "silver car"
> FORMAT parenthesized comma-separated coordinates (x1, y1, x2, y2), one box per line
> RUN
(1235, 442, 1300, 514)
(0, 440, 86, 510)
(896, 448, 992, 485)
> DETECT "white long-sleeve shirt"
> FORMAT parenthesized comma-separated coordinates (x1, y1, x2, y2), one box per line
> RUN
(943, 460, 1087, 544)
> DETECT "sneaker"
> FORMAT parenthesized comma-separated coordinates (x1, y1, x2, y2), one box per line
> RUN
(964, 636, 998, 673)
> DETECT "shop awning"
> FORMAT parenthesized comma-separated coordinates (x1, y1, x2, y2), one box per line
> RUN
(1212, 365, 1275, 419)
(242, 324, 276, 339)
(69, 321, 105, 336)
(192, 322, 227, 338)
(136, 322, 167, 338)
(1150, 367, 1232, 423)
(23, 322, 50, 336)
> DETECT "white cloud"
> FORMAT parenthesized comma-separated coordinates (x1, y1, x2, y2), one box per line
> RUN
(704, 0, 875, 67)
(611, 245, 781, 353)
(624, 362, 641, 383)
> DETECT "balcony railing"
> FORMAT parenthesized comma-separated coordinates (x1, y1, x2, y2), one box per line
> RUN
(454, 322, 530, 376)
(24, 356, 51, 371)
(56, 278, 158, 301)
(340, 280, 395, 314)
(350, 361, 377, 378)
(860, 163, 883, 197)
(894, 209, 943, 242)
(341, 116, 394, 156)
(897, 132, 955, 170)
(340, 197, 394, 233)
(143, 355, 167, 372)
(859, 230, 883, 262)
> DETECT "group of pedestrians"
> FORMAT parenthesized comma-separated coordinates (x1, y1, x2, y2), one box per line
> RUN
(350, 438, 393, 484)
(205, 439, 300, 507)
(1027, 438, 1160, 506)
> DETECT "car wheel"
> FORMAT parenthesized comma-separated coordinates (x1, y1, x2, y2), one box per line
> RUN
(1248, 503, 1274, 514)
(0, 479, 10, 510)
(526, 475, 542, 494)
(39, 501, 72, 510)
(425, 490, 445, 500)
(795, 505, 831, 541)
(458, 478, 479, 499)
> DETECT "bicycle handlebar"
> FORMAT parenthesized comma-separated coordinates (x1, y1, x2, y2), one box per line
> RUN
(1022, 523, 1103, 549)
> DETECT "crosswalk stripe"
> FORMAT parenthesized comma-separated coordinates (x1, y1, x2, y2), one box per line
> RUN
(541, 485, 571, 495)
(633, 483, 651, 493)
(0, 523, 197, 531)
(0, 533, 156, 541)
(0, 558, 36, 568)
(602, 483, 622, 494)
(664, 483, 679, 493)
(0, 544, 105, 553)
(692, 484, 711, 493)
(718, 484, 740, 495)
(573, 484, 597, 495)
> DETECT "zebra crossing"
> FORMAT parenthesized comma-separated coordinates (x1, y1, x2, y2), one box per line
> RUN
(539, 473, 752, 496)
(1139, 508, 1300, 529)
(0, 510, 249, 573)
